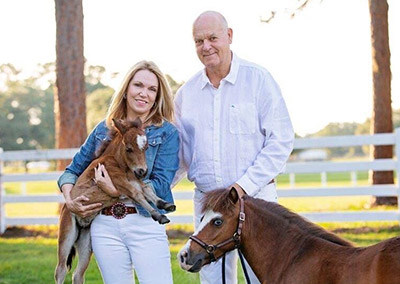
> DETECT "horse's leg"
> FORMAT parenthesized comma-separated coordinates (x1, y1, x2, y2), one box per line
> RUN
(141, 183, 176, 212)
(112, 178, 170, 224)
(55, 206, 78, 284)
(72, 227, 92, 284)
(128, 181, 170, 224)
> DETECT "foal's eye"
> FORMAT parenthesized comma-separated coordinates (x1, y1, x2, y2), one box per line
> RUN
(213, 218, 223, 226)
(126, 148, 133, 153)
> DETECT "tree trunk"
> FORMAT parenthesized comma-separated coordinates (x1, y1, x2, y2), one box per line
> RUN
(54, 0, 86, 171)
(368, 0, 396, 206)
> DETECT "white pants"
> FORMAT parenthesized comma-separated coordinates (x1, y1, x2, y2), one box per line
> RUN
(90, 212, 173, 284)
(194, 183, 278, 284)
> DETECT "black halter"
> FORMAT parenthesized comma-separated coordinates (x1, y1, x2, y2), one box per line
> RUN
(189, 197, 252, 283)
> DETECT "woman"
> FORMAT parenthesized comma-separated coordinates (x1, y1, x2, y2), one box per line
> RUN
(58, 60, 179, 284)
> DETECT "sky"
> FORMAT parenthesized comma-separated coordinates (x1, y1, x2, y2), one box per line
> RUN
(0, 0, 399, 136)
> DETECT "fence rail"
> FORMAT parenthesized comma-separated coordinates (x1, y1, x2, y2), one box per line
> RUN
(1, 129, 400, 233)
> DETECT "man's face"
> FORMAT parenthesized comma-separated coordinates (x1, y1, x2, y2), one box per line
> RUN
(193, 16, 232, 70)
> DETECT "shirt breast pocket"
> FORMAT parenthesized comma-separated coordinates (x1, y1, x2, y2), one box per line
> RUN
(229, 103, 257, 134)
(146, 136, 163, 175)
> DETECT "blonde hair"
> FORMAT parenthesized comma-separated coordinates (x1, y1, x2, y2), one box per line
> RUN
(106, 60, 174, 128)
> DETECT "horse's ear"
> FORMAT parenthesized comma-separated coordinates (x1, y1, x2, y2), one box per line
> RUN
(113, 118, 127, 134)
(229, 187, 239, 204)
(131, 117, 143, 129)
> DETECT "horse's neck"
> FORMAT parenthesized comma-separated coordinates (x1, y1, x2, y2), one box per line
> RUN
(240, 201, 350, 283)
(240, 204, 290, 281)
(103, 140, 128, 171)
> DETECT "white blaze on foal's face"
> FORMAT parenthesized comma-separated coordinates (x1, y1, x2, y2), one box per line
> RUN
(137, 135, 147, 151)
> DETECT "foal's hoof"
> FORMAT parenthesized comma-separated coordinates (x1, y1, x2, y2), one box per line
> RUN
(156, 201, 176, 212)
(164, 203, 176, 212)
(158, 215, 170, 225)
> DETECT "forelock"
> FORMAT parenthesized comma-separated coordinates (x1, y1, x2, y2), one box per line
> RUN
(136, 135, 147, 150)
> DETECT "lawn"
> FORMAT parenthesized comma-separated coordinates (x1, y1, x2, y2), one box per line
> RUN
(0, 223, 399, 284)
(1, 172, 399, 283)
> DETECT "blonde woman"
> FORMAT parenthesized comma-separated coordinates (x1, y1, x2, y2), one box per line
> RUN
(58, 61, 178, 284)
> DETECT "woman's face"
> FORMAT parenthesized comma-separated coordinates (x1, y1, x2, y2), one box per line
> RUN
(126, 69, 158, 121)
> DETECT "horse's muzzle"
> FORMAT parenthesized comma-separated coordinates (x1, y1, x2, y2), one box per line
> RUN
(178, 248, 206, 273)
(134, 168, 148, 179)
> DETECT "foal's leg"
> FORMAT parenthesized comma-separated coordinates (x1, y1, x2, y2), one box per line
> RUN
(141, 183, 176, 212)
(55, 206, 78, 284)
(128, 181, 170, 224)
(72, 227, 92, 284)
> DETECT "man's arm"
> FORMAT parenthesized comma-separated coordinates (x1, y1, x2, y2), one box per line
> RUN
(236, 74, 294, 196)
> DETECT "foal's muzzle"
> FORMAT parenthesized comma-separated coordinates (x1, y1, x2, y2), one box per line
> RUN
(134, 168, 147, 179)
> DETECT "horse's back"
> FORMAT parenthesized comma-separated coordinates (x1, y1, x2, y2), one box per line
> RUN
(71, 156, 118, 205)
(373, 237, 400, 284)
(340, 237, 400, 284)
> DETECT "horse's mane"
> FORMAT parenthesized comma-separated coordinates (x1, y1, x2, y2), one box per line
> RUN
(94, 119, 142, 159)
(94, 128, 119, 159)
(202, 189, 353, 247)
(201, 188, 236, 215)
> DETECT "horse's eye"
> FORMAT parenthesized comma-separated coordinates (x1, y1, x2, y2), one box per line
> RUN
(126, 148, 133, 153)
(213, 218, 223, 226)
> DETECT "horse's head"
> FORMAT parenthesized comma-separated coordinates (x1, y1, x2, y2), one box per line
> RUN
(178, 188, 243, 272)
(112, 118, 148, 179)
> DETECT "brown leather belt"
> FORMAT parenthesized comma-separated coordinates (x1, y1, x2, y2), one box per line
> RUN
(101, 202, 137, 219)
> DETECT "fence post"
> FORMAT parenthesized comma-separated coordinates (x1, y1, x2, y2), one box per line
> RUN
(0, 147, 5, 234)
(395, 128, 400, 222)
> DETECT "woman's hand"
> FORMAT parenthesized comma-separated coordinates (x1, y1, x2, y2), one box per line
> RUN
(61, 184, 103, 218)
(94, 164, 120, 197)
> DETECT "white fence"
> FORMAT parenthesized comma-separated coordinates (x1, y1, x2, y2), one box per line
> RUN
(1, 129, 400, 233)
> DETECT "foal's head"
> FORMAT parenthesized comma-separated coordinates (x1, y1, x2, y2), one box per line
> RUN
(178, 188, 241, 272)
(112, 118, 148, 179)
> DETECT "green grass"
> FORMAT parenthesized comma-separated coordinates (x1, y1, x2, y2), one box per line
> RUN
(0, 223, 399, 284)
(1, 172, 399, 283)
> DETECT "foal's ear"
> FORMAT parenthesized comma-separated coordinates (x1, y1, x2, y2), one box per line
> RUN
(228, 187, 239, 204)
(131, 117, 143, 129)
(113, 118, 127, 134)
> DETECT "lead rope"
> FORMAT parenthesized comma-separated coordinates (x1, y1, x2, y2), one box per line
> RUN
(238, 249, 252, 284)
(222, 254, 226, 284)
(221, 249, 252, 284)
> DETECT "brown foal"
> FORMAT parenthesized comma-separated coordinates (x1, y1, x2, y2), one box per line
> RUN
(55, 118, 175, 284)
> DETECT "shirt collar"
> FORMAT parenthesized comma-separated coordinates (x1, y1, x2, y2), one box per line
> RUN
(200, 52, 239, 89)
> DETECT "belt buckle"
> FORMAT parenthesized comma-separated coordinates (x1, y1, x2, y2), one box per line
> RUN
(110, 202, 128, 219)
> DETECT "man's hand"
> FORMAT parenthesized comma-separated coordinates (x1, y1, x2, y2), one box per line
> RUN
(94, 164, 120, 197)
(231, 183, 246, 199)
(61, 184, 103, 218)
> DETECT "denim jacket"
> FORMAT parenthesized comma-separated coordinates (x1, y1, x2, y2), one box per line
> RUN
(57, 119, 179, 217)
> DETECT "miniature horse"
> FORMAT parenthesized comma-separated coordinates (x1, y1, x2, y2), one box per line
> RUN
(55, 118, 175, 284)
(178, 188, 400, 284)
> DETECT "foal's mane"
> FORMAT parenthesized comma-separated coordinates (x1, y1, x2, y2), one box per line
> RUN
(94, 119, 142, 159)
(202, 189, 353, 247)
(94, 128, 119, 159)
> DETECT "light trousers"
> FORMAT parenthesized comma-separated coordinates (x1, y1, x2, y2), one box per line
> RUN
(194, 183, 278, 284)
(90, 212, 173, 284)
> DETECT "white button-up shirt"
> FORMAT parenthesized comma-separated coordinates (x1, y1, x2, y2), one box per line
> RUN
(174, 54, 294, 196)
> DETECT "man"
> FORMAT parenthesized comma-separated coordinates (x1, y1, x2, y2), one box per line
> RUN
(174, 11, 294, 284)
